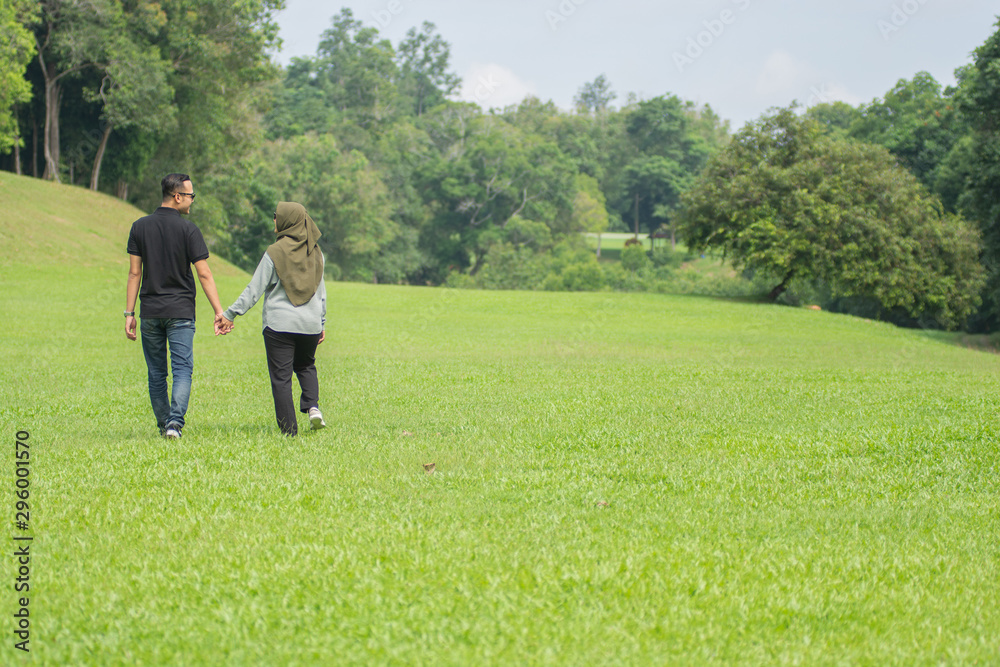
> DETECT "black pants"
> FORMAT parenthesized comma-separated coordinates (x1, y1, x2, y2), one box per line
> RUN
(262, 327, 322, 436)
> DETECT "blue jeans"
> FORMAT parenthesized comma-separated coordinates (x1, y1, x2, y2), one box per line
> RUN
(140, 318, 196, 431)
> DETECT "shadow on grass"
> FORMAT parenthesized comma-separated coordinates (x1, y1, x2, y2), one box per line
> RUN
(666, 296, 1000, 356)
(111, 421, 280, 442)
(710, 294, 775, 304)
(920, 330, 1000, 355)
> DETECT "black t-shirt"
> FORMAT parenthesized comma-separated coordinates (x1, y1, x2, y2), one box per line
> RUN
(126, 207, 210, 320)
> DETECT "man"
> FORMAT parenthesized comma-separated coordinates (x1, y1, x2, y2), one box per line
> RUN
(124, 173, 227, 439)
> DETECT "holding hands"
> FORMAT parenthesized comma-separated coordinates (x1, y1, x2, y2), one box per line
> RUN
(215, 312, 234, 336)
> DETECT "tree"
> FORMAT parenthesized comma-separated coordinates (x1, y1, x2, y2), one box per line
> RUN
(21, 0, 281, 196)
(849, 72, 969, 206)
(33, 0, 119, 181)
(618, 95, 714, 238)
(959, 19, 1000, 326)
(932, 132, 975, 217)
(129, 0, 283, 210)
(417, 109, 575, 277)
(571, 173, 609, 255)
(395, 22, 459, 116)
(545, 112, 604, 181)
(251, 133, 397, 280)
(85, 38, 175, 190)
(313, 9, 398, 129)
(0, 0, 36, 161)
(686, 102, 730, 152)
(620, 241, 649, 274)
(265, 14, 455, 141)
(574, 74, 616, 114)
(623, 155, 685, 236)
(626, 95, 699, 162)
(678, 107, 984, 329)
(266, 57, 338, 140)
(805, 101, 860, 140)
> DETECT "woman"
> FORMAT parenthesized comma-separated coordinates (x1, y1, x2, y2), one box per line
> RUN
(219, 202, 327, 436)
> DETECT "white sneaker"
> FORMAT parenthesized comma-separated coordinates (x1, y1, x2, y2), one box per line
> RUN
(164, 427, 181, 440)
(308, 408, 326, 430)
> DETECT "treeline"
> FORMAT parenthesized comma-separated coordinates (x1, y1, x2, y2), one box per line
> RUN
(3, 4, 1000, 331)
(1, 0, 282, 199)
(216, 9, 733, 288)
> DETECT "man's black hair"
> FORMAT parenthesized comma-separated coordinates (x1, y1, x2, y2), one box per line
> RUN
(161, 173, 192, 199)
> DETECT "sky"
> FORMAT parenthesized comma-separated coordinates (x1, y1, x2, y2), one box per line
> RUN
(273, 0, 999, 129)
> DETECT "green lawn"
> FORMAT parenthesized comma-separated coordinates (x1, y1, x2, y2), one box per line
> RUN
(582, 233, 727, 272)
(583, 232, 653, 261)
(2, 173, 999, 665)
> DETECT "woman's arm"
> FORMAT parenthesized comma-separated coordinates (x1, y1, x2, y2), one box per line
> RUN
(317, 268, 327, 343)
(319, 258, 327, 328)
(223, 253, 277, 321)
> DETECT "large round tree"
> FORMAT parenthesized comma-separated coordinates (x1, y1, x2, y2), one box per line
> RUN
(959, 17, 1000, 328)
(678, 107, 985, 330)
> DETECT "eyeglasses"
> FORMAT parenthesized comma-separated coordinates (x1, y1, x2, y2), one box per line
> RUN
(175, 192, 196, 200)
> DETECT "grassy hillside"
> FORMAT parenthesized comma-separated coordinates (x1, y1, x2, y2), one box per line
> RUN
(1, 175, 999, 665)
(0, 171, 245, 277)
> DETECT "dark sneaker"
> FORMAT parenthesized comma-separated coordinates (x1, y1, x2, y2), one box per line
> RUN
(164, 425, 182, 440)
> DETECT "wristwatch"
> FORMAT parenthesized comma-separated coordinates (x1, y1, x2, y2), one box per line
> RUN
(124, 311, 135, 317)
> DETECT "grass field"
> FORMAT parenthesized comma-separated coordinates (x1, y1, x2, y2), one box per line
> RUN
(583, 232, 653, 262)
(582, 232, 730, 275)
(2, 172, 999, 665)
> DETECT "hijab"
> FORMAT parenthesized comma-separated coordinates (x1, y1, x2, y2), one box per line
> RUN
(267, 202, 324, 306)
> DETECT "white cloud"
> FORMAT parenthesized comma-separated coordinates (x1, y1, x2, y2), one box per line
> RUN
(804, 82, 865, 108)
(755, 50, 813, 97)
(458, 63, 537, 109)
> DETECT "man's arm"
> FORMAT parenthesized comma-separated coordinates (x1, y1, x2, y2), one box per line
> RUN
(193, 259, 225, 324)
(125, 255, 142, 341)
